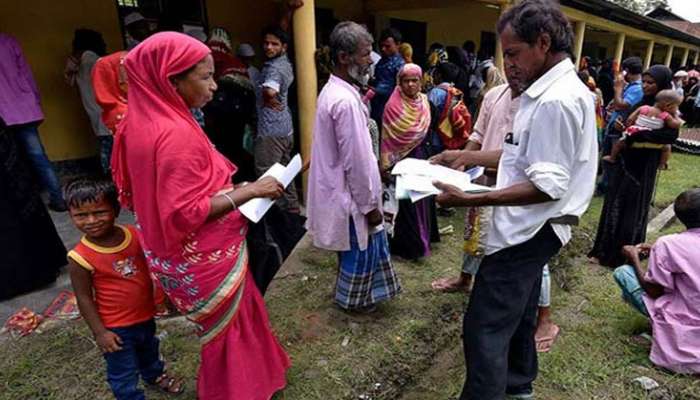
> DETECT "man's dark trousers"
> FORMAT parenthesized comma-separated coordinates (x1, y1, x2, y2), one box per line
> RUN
(460, 224, 562, 400)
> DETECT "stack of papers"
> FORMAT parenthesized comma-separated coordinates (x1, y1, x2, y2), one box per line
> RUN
(239, 154, 302, 223)
(391, 158, 491, 202)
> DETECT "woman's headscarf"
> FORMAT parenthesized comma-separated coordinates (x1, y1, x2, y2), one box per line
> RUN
(640, 65, 673, 107)
(111, 32, 236, 255)
(380, 63, 431, 171)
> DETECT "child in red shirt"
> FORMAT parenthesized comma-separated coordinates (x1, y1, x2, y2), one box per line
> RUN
(65, 178, 183, 399)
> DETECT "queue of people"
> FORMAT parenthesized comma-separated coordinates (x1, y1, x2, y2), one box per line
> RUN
(1, 0, 699, 399)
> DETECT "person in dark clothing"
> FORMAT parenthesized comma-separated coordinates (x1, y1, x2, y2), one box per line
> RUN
(203, 77, 257, 183)
(589, 65, 679, 268)
(598, 59, 615, 105)
(0, 122, 66, 299)
(444, 46, 471, 101)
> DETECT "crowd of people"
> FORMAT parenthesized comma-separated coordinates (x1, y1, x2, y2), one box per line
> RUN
(0, 0, 699, 399)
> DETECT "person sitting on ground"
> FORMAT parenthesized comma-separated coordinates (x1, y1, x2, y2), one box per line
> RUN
(603, 89, 683, 165)
(613, 188, 700, 375)
(65, 178, 184, 398)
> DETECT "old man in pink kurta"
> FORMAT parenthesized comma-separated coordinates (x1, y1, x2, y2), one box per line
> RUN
(305, 22, 400, 312)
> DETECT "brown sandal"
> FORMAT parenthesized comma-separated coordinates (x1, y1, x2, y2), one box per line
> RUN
(152, 372, 185, 395)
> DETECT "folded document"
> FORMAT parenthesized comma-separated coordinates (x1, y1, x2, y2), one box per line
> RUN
(239, 154, 302, 223)
(392, 158, 491, 202)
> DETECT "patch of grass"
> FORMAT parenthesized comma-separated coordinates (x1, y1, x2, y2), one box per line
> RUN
(0, 319, 200, 400)
(654, 152, 700, 208)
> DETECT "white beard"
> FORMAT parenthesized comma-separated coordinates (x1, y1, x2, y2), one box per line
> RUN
(349, 64, 370, 86)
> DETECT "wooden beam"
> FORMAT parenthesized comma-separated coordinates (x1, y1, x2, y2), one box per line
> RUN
(573, 21, 586, 70)
(365, 0, 503, 13)
(643, 40, 654, 70)
(561, 5, 695, 51)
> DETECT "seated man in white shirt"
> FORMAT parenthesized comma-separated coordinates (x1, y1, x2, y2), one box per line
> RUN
(431, 0, 598, 398)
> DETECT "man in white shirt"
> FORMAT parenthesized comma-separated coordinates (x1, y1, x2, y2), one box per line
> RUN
(432, 1, 598, 398)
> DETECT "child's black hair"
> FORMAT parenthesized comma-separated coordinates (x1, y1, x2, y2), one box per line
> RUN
(64, 178, 120, 214)
(674, 188, 700, 229)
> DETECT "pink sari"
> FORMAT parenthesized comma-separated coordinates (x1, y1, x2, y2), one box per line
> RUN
(112, 32, 289, 400)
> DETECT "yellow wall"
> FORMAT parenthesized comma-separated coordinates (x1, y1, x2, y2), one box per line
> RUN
(207, 0, 279, 53)
(0, 0, 123, 161)
(374, 3, 500, 51)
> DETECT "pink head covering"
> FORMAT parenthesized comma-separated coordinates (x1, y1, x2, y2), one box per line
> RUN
(112, 32, 236, 255)
(397, 62, 422, 82)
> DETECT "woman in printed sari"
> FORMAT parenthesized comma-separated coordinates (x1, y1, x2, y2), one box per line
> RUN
(111, 32, 290, 400)
(381, 63, 440, 260)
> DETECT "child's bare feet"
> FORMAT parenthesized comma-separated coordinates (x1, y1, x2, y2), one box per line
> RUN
(602, 155, 616, 164)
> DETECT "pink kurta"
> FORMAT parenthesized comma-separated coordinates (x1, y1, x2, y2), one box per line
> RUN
(644, 228, 700, 374)
(469, 83, 520, 152)
(306, 75, 383, 251)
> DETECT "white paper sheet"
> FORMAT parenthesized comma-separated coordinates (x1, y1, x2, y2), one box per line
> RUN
(392, 158, 492, 203)
(239, 154, 302, 223)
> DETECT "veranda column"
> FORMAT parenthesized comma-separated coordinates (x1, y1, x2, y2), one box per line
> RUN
(644, 40, 655, 70)
(613, 32, 625, 72)
(494, 0, 515, 72)
(664, 44, 674, 67)
(694, 50, 699, 65)
(680, 47, 690, 67)
(573, 20, 586, 70)
(292, 0, 317, 192)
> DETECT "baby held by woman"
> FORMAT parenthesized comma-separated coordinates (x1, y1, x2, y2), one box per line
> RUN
(604, 89, 683, 165)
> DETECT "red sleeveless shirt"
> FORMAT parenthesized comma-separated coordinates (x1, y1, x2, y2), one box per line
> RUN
(68, 225, 160, 328)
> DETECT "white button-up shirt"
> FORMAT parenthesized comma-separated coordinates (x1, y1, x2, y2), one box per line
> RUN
(484, 58, 598, 255)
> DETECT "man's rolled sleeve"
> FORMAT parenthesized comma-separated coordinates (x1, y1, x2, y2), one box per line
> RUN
(262, 66, 282, 92)
(524, 100, 578, 200)
(525, 162, 570, 200)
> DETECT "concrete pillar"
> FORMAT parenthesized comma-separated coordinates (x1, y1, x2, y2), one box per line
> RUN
(664, 44, 674, 67)
(680, 47, 690, 66)
(292, 0, 317, 191)
(694, 50, 700, 65)
(494, 2, 508, 72)
(643, 40, 655, 70)
(613, 33, 626, 72)
(573, 21, 586, 70)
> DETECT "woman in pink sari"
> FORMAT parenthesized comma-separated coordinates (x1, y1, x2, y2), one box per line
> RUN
(380, 63, 439, 261)
(111, 32, 290, 400)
